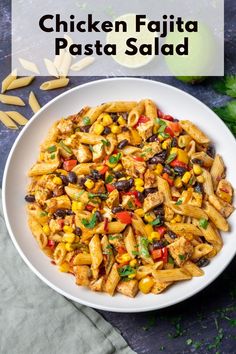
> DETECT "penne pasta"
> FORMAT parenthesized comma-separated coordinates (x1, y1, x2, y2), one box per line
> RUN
(0, 111, 18, 129)
(0, 93, 25, 106)
(1, 69, 17, 93)
(40, 78, 69, 90)
(6, 111, 28, 125)
(105, 101, 137, 113)
(71, 57, 95, 72)
(168, 203, 208, 219)
(153, 268, 192, 282)
(180, 120, 210, 144)
(144, 99, 158, 119)
(6, 76, 35, 91)
(210, 154, 225, 190)
(29, 91, 41, 113)
(203, 201, 229, 232)
(128, 100, 145, 126)
(104, 263, 120, 296)
(59, 51, 72, 77)
(18, 58, 40, 74)
(44, 58, 59, 77)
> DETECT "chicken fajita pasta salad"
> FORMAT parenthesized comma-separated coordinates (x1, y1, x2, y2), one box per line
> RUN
(25, 99, 235, 297)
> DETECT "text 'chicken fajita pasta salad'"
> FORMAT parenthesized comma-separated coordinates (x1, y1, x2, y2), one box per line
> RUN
(25, 99, 235, 297)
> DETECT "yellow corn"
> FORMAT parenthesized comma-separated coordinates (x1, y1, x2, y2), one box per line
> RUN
(138, 276, 154, 294)
(148, 231, 160, 242)
(93, 123, 104, 135)
(63, 225, 74, 233)
(144, 224, 153, 235)
(185, 234, 194, 241)
(196, 175, 205, 183)
(177, 149, 189, 164)
(129, 259, 137, 267)
(111, 125, 121, 134)
(134, 208, 145, 217)
(135, 178, 144, 187)
(42, 224, 50, 236)
(65, 243, 74, 252)
(193, 164, 202, 175)
(72, 201, 84, 212)
(102, 113, 113, 126)
(56, 169, 68, 176)
(155, 163, 163, 175)
(113, 163, 122, 172)
(117, 116, 126, 126)
(116, 253, 131, 264)
(174, 176, 183, 188)
(136, 186, 144, 192)
(175, 215, 182, 222)
(131, 129, 142, 145)
(144, 214, 154, 223)
(59, 262, 70, 273)
(128, 273, 136, 279)
(153, 126, 159, 134)
(170, 147, 178, 155)
(39, 152, 44, 161)
(218, 191, 231, 203)
(84, 179, 94, 189)
(162, 139, 171, 150)
(62, 233, 75, 243)
(182, 171, 191, 184)
(53, 176, 62, 185)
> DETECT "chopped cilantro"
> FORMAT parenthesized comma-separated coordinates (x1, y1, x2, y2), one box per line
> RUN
(109, 235, 122, 240)
(127, 200, 134, 208)
(83, 116, 91, 126)
(108, 152, 121, 164)
(88, 192, 108, 200)
(178, 254, 186, 261)
(140, 236, 150, 257)
(159, 132, 170, 139)
(59, 141, 72, 155)
(101, 139, 110, 148)
(39, 211, 48, 217)
(213, 75, 236, 98)
(105, 175, 114, 183)
(81, 214, 97, 229)
(150, 217, 161, 226)
(199, 218, 209, 229)
(132, 250, 140, 256)
(175, 199, 183, 205)
(157, 119, 167, 133)
(47, 145, 57, 153)
(118, 265, 136, 277)
(166, 152, 177, 164)
(168, 255, 174, 264)
(50, 153, 55, 159)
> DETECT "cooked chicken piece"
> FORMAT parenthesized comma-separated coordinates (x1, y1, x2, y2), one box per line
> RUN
(121, 156, 146, 178)
(35, 188, 51, 205)
(137, 120, 154, 140)
(117, 280, 139, 298)
(57, 118, 74, 134)
(89, 276, 105, 292)
(74, 265, 91, 286)
(117, 131, 131, 143)
(216, 179, 233, 203)
(168, 237, 194, 266)
(164, 205, 175, 221)
(189, 192, 203, 207)
(106, 189, 119, 209)
(45, 195, 71, 213)
(144, 169, 158, 189)
(141, 142, 162, 161)
(122, 195, 136, 210)
(143, 191, 164, 213)
(90, 180, 106, 194)
(74, 144, 92, 163)
(92, 143, 106, 163)
(208, 194, 234, 218)
(49, 219, 63, 233)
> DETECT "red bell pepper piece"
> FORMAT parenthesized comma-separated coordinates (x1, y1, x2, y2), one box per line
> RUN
(63, 159, 77, 171)
(168, 121, 182, 133)
(161, 247, 168, 263)
(115, 211, 132, 224)
(104, 217, 109, 232)
(164, 126, 175, 137)
(157, 110, 164, 118)
(106, 184, 115, 192)
(57, 219, 64, 229)
(154, 226, 166, 237)
(99, 166, 109, 175)
(47, 240, 55, 250)
(151, 249, 162, 260)
(162, 114, 174, 122)
(117, 246, 127, 255)
(123, 190, 142, 207)
(134, 115, 150, 128)
(162, 172, 174, 186)
(151, 247, 168, 262)
(86, 204, 94, 211)
(170, 159, 188, 169)
(134, 197, 142, 207)
(133, 156, 144, 162)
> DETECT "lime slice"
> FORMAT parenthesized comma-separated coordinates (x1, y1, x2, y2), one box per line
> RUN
(106, 13, 155, 69)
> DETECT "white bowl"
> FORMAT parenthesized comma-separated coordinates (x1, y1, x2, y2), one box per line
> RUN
(3, 78, 236, 312)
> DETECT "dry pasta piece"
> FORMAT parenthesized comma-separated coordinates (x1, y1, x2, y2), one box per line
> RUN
(180, 120, 210, 144)
(40, 78, 69, 91)
(71, 57, 95, 72)
(6, 76, 35, 91)
(29, 91, 41, 113)
(54, 49, 65, 71)
(6, 111, 28, 125)
(1, 69, 17, 93)
(0, 111, 18, 129)
(43, 58, 59, 77)
(59, 51, 72, 77)
(18, 58, 40, 74)
(0, 94, 25, 106)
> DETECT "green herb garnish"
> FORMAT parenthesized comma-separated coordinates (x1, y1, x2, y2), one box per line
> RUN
(213, 100, 236, 136)
(175, 199, 183, 205)
(89, 145, 95, 152)
(39, 211, 48, 217)
(83, 116, 91, 126)
(213, 75, 236, 98)
(166, 152, 177, 164)
(105, 175, 114, 184)
(108, 152, 121, 164)
(101, 139, 111, 149)
(178, 254, 186, 261)
(50, 154, 55, 159)
(47, 145, 57, 153)
(150, 217, 161, 226)
(132, 250, 140, 256)
(157, 119, 167, 133)
(127, 201, 134, 208)
(88, 192, 108, 200)
(140, 236, 150, 257)
(82, 213, 97, 229)
(168, 255, 175, 264)
(118, 265, 136, 277)
(199, 218, 209, 229)
(59, 140, 73, 155)
(159, 132, 170, 139)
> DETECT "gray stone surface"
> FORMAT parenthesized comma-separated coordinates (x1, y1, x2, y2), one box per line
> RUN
(0, 1, 235, 353)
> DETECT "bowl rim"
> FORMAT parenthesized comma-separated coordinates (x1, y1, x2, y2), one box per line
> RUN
(2, 77, 236, 312)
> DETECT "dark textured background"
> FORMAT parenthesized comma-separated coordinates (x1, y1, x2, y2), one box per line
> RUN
(0, 1, 236, 353)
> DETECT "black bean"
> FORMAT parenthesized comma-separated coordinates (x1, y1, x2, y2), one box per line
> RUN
(128, 178, 134, 188)
(171, 137, 178, 147)
(113, 180, 131, 191)
(122, 126, 129, 132)
(147, 134, 158, 142)
(119, 112, 128, 120)
(65, 209, 75, 215)
(196, 258, 210, 267)
(78, 177, 86, 186)
(144, 188, 157, 196)
(163, 165, 172, 175)
(80, 125, 91, 133)
(60, 174, 68, 186)
(137, 191, 144, 203)
(206, 144, 215, 158)
(194, 182, 204, 194)
(75, 227, 82, 236)
(25, 194, 35, 203)
(94, 211, 103, 222)
(117, 139, 129, 149)
(114, 171, 124, 179)
(191, 158, 203, 166)
(67, 171, 77, 184)
(149, 150, 167, 164)
(112, 206, 123, 214)
(91, 169, 102, 181)
(173, 118, 179, 122)
(153, 240, 166, 249)
(110, 113, 118, 122)
(103, 126, 111, 135)
(54, 209, 66, 218)
(173, 166, 187, 176)
(153, 206, 164, 216)
(167, 230, 177, 239)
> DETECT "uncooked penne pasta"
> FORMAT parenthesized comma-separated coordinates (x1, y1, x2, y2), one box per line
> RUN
(18, 58, 40, 74)
(54, 49, 65, 71)
(29, 91, 41, 113)
(180, 120, 210, 144)
(1, 69, 17, 93)
(6, 76, 35, 91)
(71, 57, 95, 72)
(0, 93, 25, 106)
(6, 111, 28, 125)
(44, 58, 59, 77)
(40, 78, 69, 90)
(0, 111, 18, 129)
(59, 51, 72, 77)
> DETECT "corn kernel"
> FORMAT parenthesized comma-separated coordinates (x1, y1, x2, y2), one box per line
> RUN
(138, 276, 154, 294)
(154, 163, 163, 175)
(84, 179, 94, 189)
(39, 152, 44, 161)
(182, 171, 191, 184)
(102, 113, 113, 126)
(193, 164, 202, 175)
(134, 208, 145, 217)
(93, 123, 104, 135)
(116, 253, 131, 264)
(128, 273, 136, 279)
(196, 175, 205, 183)
(130, 259, 138, 267)
(111, 125, 121, 134)
(117, 116, 126, 126)
(113, 163, 122, 172)
(144, 214, 154, 223)
(43, 224, 50, 236)
(144, 224, 153, 235)
(148, 231, 160, 242)
(53, 176, 62, 185)
(65, 243, 74, 251)
(59, 262, 70, 273)
(131, 129, 142, 145)
(185, 234, 193, 241)
(177, 149, 189, 164)
(162, 139, 171, 150)
(174, 176, 183, 188)
(72, 201, 84, 212)
(153, 126, 159, 134)
(134, 178, 144, 187)
(136, 186, 144, 192)
(175, 215, 182, 222)
(63, 225, 74, 233)
(62, 233, 75, 243)
(170, 147, 178, 154)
